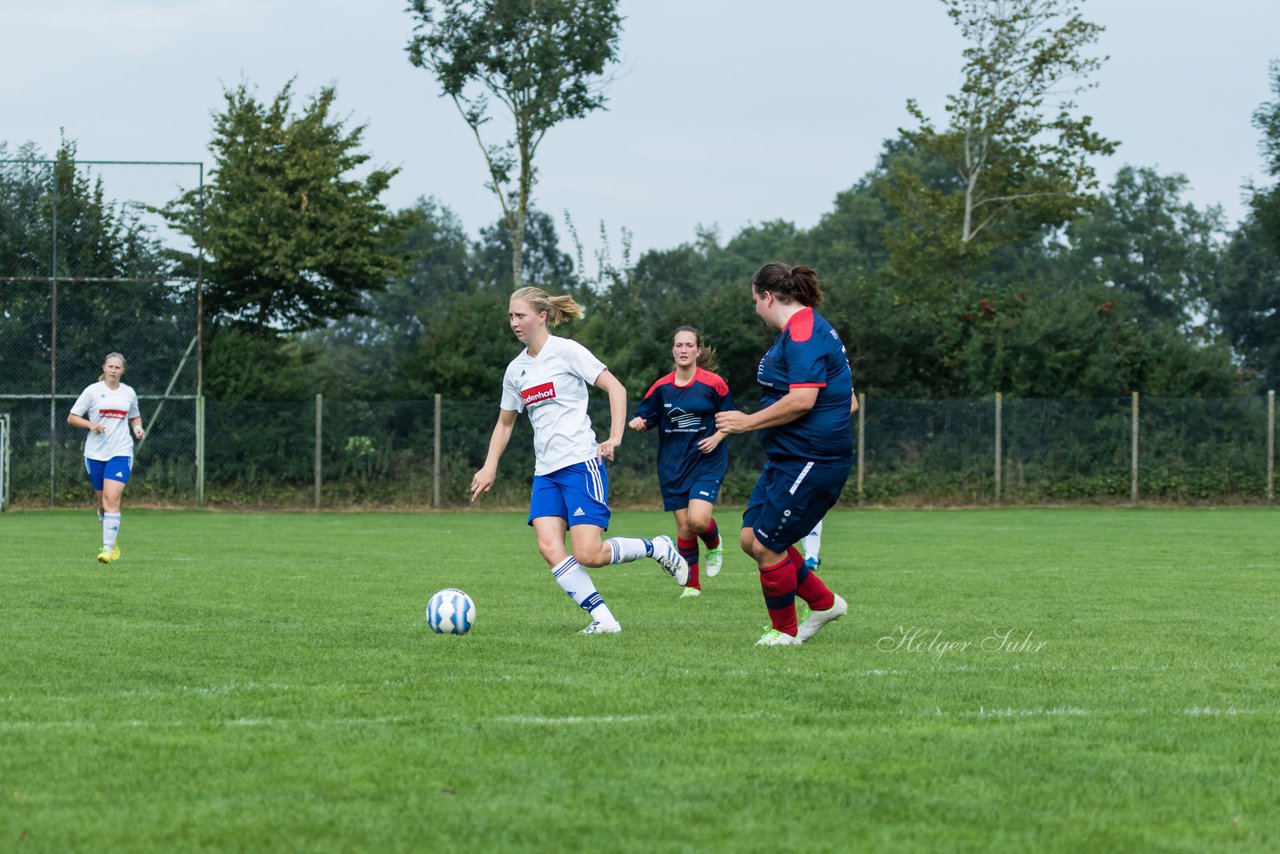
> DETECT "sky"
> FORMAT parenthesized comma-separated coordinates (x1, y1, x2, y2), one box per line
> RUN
(4, 0, 1279, 266)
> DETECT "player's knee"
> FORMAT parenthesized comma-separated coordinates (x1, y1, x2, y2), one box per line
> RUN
(572, 543, 610, 568)
(738, 528, 756, 555)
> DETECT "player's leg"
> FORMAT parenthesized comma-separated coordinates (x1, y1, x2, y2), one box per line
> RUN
(672, 507, 701, 597)
(529, 472, 621, 633)
(802, 519, 823, 569)
(559, 460, 688, 585)
(789, 463, 852, 643)
(687, 496, 723, 578)
(99, 475, 126, 563)
(740, 464, 800, 644)
(532, 515, 621, 634)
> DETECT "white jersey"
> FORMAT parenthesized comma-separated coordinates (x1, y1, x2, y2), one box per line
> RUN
(70, 381, 141, 461)
(500, 336, 607, 475)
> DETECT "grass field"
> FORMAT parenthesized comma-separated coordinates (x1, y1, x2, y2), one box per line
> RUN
(1, 506, 1277, 852)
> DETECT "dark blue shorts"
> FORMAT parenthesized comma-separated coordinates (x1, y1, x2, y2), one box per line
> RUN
(528, 459, 611, 529)
(661, 476, 723, 512)
(742, 457, 851, 553)
(85, 456, 132, 491)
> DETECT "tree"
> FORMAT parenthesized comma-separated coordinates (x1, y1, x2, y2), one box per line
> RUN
(1214, 60, 1280, 388)
(893, 0, 1117, 278)
(1056, 166, 1225, 330)
(163, 81, 409, 335)
(1, 140, 178, 395)
(406, 0, 623, 288)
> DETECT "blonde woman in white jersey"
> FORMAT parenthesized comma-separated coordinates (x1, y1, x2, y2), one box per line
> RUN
(470, 287, 690, 635)
(67, 352, 145, 564)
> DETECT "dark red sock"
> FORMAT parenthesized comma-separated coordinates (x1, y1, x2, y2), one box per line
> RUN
(791, 544, 835, 611)
(759, 554, 798, 634)
(698, 518, 720, 550)
(678, 535, 700, 589)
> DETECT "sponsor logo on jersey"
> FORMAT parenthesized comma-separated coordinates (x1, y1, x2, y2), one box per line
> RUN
(99, 409, 128, 420)
(521, 382, 556, 406)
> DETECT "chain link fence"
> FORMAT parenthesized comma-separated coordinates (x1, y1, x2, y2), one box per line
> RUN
(1, 392, 1273, 509)
(0, 158, 203, 504)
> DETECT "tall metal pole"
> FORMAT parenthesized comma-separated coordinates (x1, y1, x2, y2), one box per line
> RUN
(49, 161, 59, 508)
(196, 162, 205, 508)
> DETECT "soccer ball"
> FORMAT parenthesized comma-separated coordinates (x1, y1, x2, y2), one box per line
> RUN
(427, 588, 475, 635)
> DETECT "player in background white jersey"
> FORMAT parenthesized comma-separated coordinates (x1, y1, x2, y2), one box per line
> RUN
(67, 352, 146, 564)
(469, 287, 690, 635)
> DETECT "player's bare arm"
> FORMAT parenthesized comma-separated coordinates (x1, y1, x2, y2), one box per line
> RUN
(594, 369, 627, 461)
(715, 387, 819, 434)
(470, 409, 518, 501)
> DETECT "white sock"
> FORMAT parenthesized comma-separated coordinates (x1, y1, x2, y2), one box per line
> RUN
(551, 556, 617, 625)
(102, 513, 121, 551)
(605, 537, 651, 564)
(803, 521, 823, 561)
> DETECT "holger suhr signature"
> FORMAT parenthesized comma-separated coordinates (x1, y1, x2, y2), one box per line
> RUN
(877, 626, 1047, 663)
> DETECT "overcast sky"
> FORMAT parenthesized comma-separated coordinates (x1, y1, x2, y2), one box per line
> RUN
(4, 0, 1279, 264)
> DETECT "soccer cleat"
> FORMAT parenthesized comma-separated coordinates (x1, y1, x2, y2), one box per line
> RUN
(804, 555, 821, 571)
(756, 628, 801, 646)
(679, 587, 702, 599)
(796, 594, 848, 643)
(704, 546, 724, 578)
(110, 545, 120, 561)
(650, 535, 690, 586)
(96, 550, 113, 564)
(580, 620, 622, 635)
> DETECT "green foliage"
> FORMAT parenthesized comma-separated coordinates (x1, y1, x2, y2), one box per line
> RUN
(1213, 61, 1280, 389)
(893, 0, 1118, 277)
(406, 0, 623, 287)
(162, 81, 409, 335)
(0, 140, 185, 396)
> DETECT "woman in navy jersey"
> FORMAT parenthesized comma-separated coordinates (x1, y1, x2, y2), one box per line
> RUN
(715, 264, 852, 646)
(628, 327, 736, 598)
(470, 287, 690, 635)
(67, 352, 146, 564)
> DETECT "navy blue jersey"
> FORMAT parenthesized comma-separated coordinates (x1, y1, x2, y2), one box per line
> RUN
(635, 367, 736, 494)
(756, 307, 853, 461)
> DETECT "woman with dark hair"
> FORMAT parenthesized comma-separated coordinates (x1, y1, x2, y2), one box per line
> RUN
(716, 264, 853, 645)
(67, 352, 146, 564)
(470, 287, 690, 635)
(629, 326, 736, 598)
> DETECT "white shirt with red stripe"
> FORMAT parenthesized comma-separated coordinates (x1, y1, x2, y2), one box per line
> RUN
(500, 336, 607, 475)
(71, 381, 141, 461)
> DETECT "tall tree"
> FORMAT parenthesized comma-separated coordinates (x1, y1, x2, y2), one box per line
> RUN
(892, 0, 1117, 279)
(1056, 165, 1225, 330)
(1214, 60, 1280, 388)
(163, 80, 409, 335)
(406, 0, 623, 288)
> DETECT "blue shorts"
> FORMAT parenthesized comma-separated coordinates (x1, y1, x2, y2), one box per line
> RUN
(528, 459, 611, 529)
(742, 457, 851, 553)
(85, 456, 133, 491)
(661, 477, 723, 512)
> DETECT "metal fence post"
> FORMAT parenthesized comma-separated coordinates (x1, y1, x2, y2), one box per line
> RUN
(994, 392, 1003, 503)
(433, 393, 442, 508)
(1131, 391, 1140, 504)
(314, 393, 323, 510)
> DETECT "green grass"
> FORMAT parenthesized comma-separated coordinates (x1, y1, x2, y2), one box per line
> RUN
(1, 506, 1277, 852)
